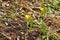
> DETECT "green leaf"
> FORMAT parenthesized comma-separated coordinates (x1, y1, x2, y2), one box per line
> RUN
(29, 19, 35, 27)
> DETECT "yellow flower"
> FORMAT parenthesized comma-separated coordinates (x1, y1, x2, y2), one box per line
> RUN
(40, 7, 44, 11)
(25, 14, 30, 20)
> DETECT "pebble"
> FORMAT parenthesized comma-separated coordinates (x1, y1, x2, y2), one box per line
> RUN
(5, 22, 8, 26)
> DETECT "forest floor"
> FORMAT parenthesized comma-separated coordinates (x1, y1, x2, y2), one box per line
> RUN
(0, 0, 60, 40)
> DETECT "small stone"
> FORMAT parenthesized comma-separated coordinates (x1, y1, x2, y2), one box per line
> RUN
(5, 22, 8, 26)
(21, 32, 24, 34)
(6, 3, 9, 7)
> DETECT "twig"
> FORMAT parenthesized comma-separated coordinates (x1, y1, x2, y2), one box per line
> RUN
(0, 32, 12, 40)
